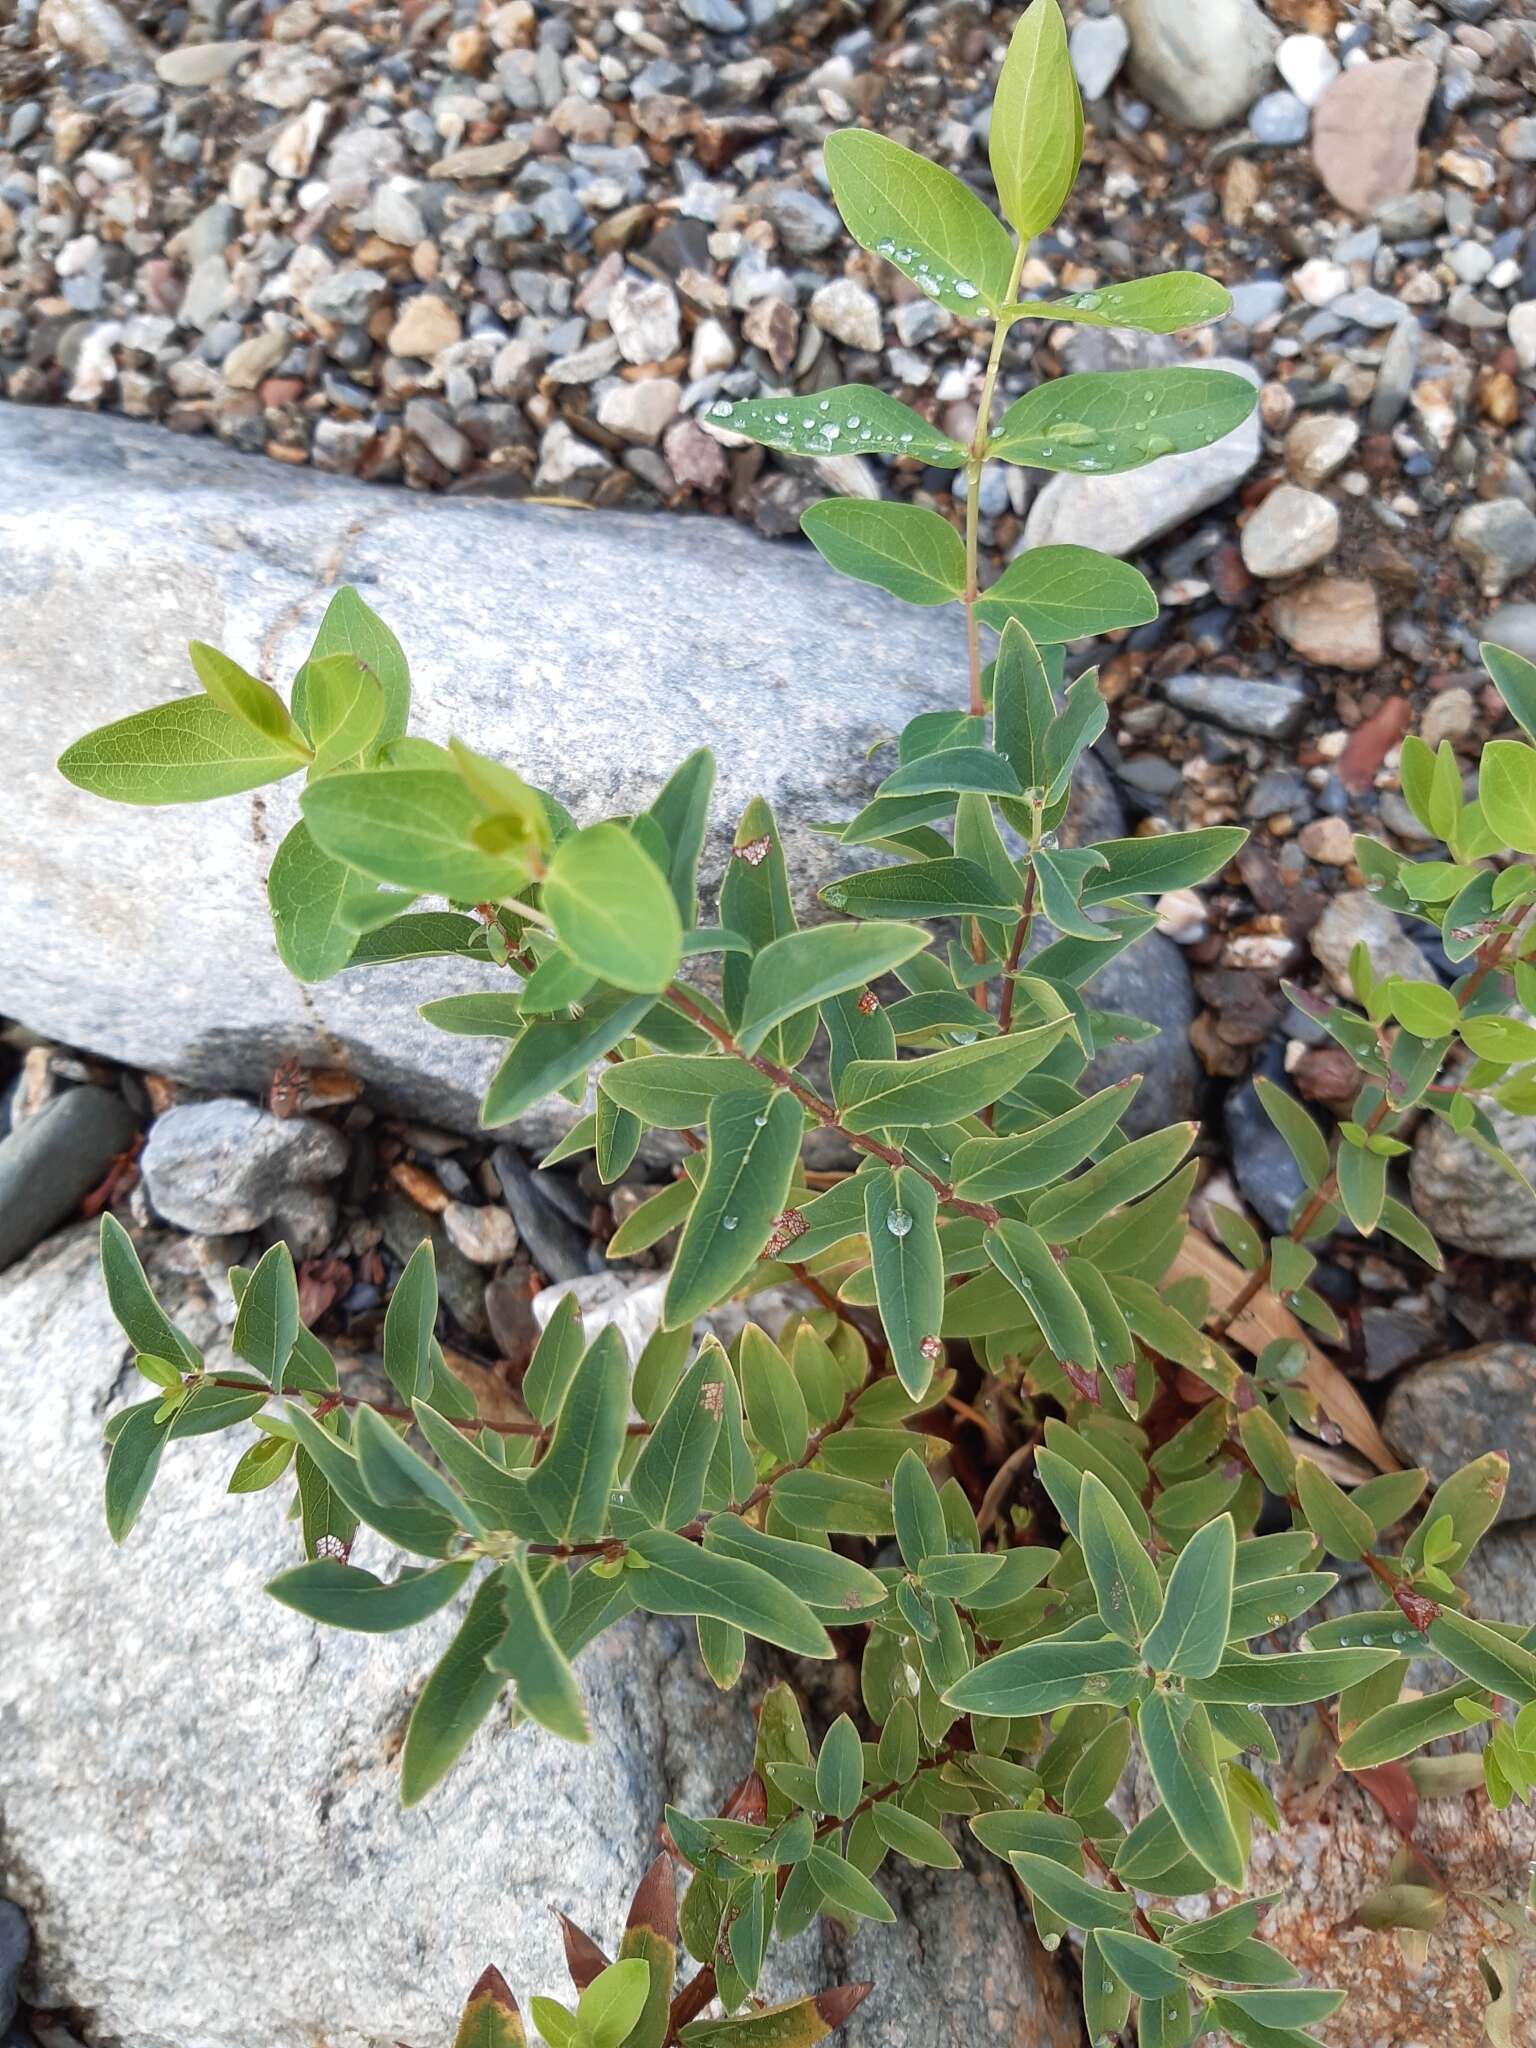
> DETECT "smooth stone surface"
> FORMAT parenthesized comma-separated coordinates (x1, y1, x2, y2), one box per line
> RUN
(0, 1085, 138, 1271)
(1, 408, 990, 1137)
(1268, 575, 1383, 671)
(1311, 58, 1436, 216)
(1069, 14, 1130, 101)
(1411, 1099, 1536, 1260)
(1452, 498, 1536, 598)
(141, 1099, 348, 1251)
(1163, 673, 1307, 739)
(0, 1222, 1078, 2048)
(1239, 485, 1339, 578)
(1122, 0, 1277, 132)
(1311, 889, 1435, 998)
(1024, 358, 1261, 557)
(1482, 602, 1536, 662)
(1383, 1343, 1536, 1521)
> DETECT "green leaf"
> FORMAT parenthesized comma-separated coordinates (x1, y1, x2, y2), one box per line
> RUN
(481, 992, 655, 1128)
(1143, 1515, 1235, 1679)
(872, 1800, 960, 1869)
(737, 1326, 809, 1467)
(663, 1090, 805, 1327)
(526, 1325, 629, 1544)
(1294, 1458, 1375, 1564)
(600, 1055, 770, 1131)
(1253, 1077, 1329, 1190)
(1428, 1610, 1536, 1706)
(875, 747, 1023, 800)
(824, 856, 1018, 921)
(864, 1167, 944, 1399)
(352, 1403, 482, 1536)
(990, 0, 1082, 241)
(710, 385, 964, 468)
(949, 1081, 1136, 1199)
(1138, 1691, 1246, 1891)
(804, 1844, 897, 1924)
(267, 1557, 474, 1632)
(1080, 1471, 1161, 1647)
(1480, 738, 1536, 854)
(645, 746, 716, 924)
(1402, 1450, 1507, 1573)
(800, 500, 965, 607)
(837, 1020, 1065, 1131)
(348, 909, 484, 965)
(991, 617, 1057, 791)
(302, 768, 538, 898)
(577, 1961, 651, 2048)
(300, 584, 410, 746)
(544, 823, 684, 994)
(738, 922, 929, 1057)
(823, 128, 1016, 317)
(187, 640, 305, 750)
(943, 1635, 1139, 1716)
(703, 1517, 883, 1615)
(301, 651, 385, 775)
(486, 1556, 590, 1742)
(1028, 1122, 1196, 1242)
(1335, 1685, 1491, 1770)
(1482, 640, 1536, 743)
(400, 1571, 509, 1805)
(1009, 273, 1233, 333)
(60, 695, 307, 805)
(383, 1239, 438, 1403)
(455, 1970, 527, 2048)
(1008, 1850, 1135, 1932)
(625, 1529, 832, 1659)
(680, 1991, 867, 2046)
(1081, 827, 1248, 905)
(816, 1713, 864, 1819)
(104, 1401, 172, 1542)
(99, 1214, 201, 1371)
(991, 368, 1256, 476)
(627, 1352, 725, 1531)
(1096, 1929, 1186, 1999)
(523, 1291, 588, 1424)
(231, 1240, 300, 1394)
(266, 820, 370, 982)
(975, 546, 1156, 643)
(1188, 1648, 1400, 1707)
(984, 1218, 1096, 1371)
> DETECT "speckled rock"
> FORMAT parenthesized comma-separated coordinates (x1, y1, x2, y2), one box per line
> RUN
(1383, 1343, 1536, 1521)
(1411, 1098, 1536, 1260)
(1310, 890, 1435, 998)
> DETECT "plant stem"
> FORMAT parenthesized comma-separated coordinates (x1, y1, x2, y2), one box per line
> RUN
(663, 983, 1002, 1227)
(960, 244, 1029, 719)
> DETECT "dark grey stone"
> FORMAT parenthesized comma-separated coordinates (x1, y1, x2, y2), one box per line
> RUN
(1163, 673, 1307, 740)
(1383, 1342, 1536, 1520)
(493, 1144, 602, 1281)
(0, 1901, 28, 2034)
(1224, 1075, 1305, 1234)
(0, 1086, 137, 1271)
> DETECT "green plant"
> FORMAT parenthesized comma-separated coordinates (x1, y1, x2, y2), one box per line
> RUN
(57, 5, 1536, 2043)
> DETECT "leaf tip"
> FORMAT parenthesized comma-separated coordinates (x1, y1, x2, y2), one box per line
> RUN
(626, 1852, 680, 1945)
(816, 1982, 874, 2030)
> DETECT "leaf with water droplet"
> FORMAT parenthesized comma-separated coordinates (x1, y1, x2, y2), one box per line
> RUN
(1006, 271, 1233, 334)
(801, 499, 965, 609)
(990, 367, 1257, 475)
(863, 1167, 944, 1399)
(663, 1090, 805, 1329)
(709, 386, 965, 469)
(824, 129, 1015, 317)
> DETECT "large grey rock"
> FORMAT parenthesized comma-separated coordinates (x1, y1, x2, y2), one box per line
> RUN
(0, 1223, 1078, 2048)
(1023, 360, 1262, 556)
(0, 409, 996, 1136)
(141, 1098, 349, 1255)
(1121, 0, 1277, 132)
(1411, 1098, 1536, 1260)
(1383, 1342, 1536, 1522)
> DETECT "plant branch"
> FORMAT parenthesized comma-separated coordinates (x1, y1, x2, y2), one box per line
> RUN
(662, 983, 1002, 1227)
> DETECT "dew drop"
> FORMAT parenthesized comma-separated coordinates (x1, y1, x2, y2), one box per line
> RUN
(847, 415, 861, 429)
(1392, 1631, 1407, 1645)
(1042, 1933, 1061, 1952)
(819, 400, 831, 412)
(1360, 1632, 1373, 1646)
(773, 411, 789, 425)
(824, 425, 841, 439)
(1336, 1634, 1350, 1647)
(754, 1112, 769, 1127)
(1248, 1703, 1262, 1714)
(954, 280, 979, 300)
(1142, 432, 1175, 458)
(1075, 292, 1101, 310)
(877, 239, 896, 256)
(1294, 1582, 1309, 1597)
(886, 1209, 914, 1239)
(722, 1215, 738, 1232)
(710, 401, 733, 417)
(899, 432, 914, 444)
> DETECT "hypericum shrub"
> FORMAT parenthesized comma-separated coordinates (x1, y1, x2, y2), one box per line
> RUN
(447, 1856, 869, 2048)
(57, 5, 1536, 2043)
